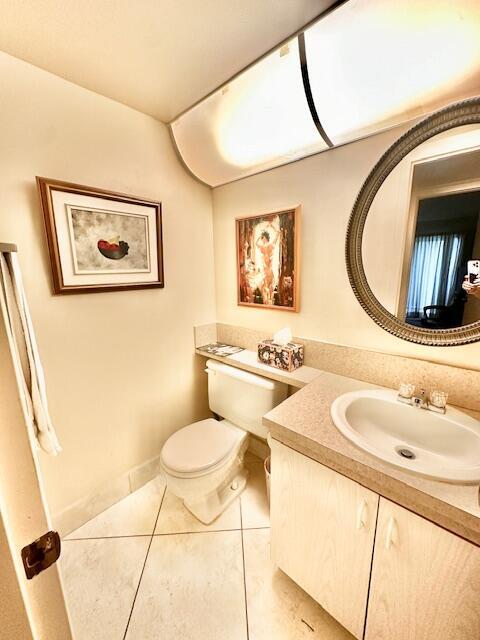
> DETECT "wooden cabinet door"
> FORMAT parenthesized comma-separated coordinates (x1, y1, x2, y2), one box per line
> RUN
(270, 439, 379, 639)
(366, 498, 480, 640)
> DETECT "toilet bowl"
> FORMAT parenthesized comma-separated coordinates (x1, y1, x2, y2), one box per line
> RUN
(160, 418, 249, 523)
(160, 359, 288, 524)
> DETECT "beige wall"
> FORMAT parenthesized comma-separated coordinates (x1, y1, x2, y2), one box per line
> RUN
(212, 127, 480, 371)
(0, 52, 216, 518)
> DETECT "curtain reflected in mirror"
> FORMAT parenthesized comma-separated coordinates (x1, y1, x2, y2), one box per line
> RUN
(405, 190, 480, 329)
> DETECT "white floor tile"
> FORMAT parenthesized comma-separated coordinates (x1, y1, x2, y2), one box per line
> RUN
(154, 488, 241, 534)
(240, 458, 270, 529)
(61, 536, 150, 640)
(125, 531, 247, 640)
(66, 476, 166, 539)
(243, 529, 354, 640)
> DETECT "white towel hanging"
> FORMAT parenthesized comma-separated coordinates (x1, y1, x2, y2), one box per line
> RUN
(0, 251, 61, 455)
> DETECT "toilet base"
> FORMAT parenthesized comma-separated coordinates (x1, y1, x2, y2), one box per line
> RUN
(161, 428, 249, 525)
(184, 468, 248, 524)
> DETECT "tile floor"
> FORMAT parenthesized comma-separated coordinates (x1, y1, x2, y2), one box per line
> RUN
(61, 453, 353, 640)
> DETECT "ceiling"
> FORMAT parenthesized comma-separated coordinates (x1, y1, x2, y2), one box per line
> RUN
(0, 0, 336, 123)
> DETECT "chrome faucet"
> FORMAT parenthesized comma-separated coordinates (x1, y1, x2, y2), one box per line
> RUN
(412, 388, 428, 409)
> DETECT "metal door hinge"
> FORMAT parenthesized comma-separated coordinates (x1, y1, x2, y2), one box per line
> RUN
(21, 531, 61, 580)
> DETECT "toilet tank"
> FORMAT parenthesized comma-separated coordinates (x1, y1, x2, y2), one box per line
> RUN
(206, 359, 288, 439)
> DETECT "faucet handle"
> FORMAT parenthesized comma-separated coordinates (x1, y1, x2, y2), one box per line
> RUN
(430, 390, 448, 411)
(398, 382, 415, 399)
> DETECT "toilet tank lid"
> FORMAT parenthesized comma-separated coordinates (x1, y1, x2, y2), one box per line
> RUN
(206, 359, 279, 390)
(161, 418, 244, 473)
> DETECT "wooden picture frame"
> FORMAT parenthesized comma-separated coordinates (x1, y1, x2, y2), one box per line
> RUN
(36, 177, 164, 294)
(236, 207, 300, 311)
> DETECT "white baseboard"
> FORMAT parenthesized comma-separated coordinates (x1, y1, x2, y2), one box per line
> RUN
(55, 434, 268, 538)
(54, 455, 161, 538)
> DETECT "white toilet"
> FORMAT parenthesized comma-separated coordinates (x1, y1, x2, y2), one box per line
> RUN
(160, 359, 288, 524)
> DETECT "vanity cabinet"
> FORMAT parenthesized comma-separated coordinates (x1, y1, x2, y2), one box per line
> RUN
(365, 498, 480, 640)
(270, 439, 379, 639)
(270, 440, 480, 640)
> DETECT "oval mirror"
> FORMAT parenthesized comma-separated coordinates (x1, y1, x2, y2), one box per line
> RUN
(346, 98, 480, 346)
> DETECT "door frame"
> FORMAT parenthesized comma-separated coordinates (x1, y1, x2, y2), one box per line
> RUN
(0, 271, 73, 639)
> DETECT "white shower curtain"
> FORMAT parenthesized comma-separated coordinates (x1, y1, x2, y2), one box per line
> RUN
(0, 251, 61, 455)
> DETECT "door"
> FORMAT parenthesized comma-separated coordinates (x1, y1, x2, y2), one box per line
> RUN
(0, 267, 73, 639)
(270, 439, 379, 639)
(366, 498, 480, 640)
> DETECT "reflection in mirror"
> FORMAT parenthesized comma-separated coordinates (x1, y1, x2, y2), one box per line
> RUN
(404, 188, 480, 329)
(363, 124, 480, 331)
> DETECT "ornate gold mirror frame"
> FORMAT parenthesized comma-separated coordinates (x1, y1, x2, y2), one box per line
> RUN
(346, 97, 480, 346)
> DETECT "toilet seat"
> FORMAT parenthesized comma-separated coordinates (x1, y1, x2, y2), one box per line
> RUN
(160, 418, 245, 477)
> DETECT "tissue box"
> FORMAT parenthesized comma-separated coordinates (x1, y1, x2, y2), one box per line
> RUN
(258, 339, 304, 372)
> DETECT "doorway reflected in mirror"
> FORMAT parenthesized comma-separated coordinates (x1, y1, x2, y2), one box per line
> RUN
(404, 189, 480, 329)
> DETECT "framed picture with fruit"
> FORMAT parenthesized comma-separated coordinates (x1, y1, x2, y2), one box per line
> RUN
(36, 177, 164, 294)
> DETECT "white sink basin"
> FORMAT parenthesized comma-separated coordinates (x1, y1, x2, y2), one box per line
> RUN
(330, 389, 480, 484)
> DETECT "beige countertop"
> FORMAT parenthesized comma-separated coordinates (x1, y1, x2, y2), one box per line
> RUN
(263, 370, 480, 547)
(195, 348, 321, 388)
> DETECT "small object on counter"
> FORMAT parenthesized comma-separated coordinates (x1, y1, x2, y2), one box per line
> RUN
(197, 342, 244, 357)
(258, 338, 304, 371)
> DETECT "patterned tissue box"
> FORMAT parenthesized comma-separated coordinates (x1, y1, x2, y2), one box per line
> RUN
(258, 339, 304, 372)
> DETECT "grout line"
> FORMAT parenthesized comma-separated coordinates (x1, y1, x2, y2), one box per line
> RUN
(239, 497, 250, 640)
(152, 525, 270, 537)
(122, 486, 167, 640)
(154, 527, 241, 536)
(63, 525, 271, 543)
(63, 534, 153, 541)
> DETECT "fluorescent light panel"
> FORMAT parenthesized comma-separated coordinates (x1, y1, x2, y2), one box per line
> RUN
(171, 38, 327, 186)
(172, 0, 480, 187)
(305, 0, 480, 144)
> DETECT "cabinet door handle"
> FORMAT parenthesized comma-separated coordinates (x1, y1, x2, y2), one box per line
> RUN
(356, 499, 368, 530)
(385, 516, 397, 549)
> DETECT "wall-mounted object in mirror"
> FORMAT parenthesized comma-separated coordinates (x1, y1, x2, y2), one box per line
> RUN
(346, 98, 480, 346)
(236, 207, 300, 312)
(37, 178, 164, 294)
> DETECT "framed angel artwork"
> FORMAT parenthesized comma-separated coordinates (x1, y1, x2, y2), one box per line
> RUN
(236, 207, 300, 311)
